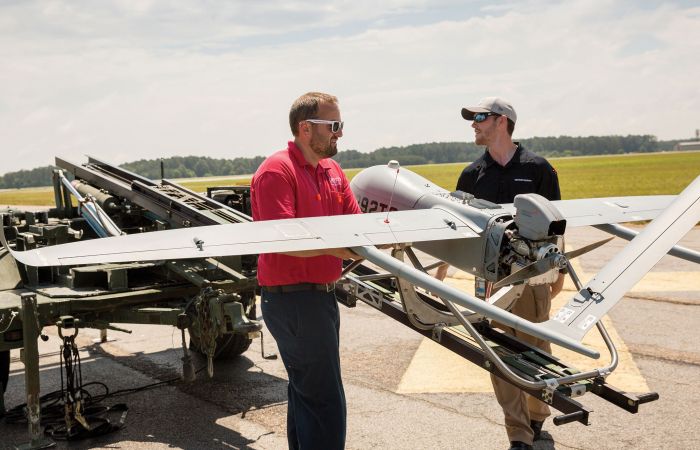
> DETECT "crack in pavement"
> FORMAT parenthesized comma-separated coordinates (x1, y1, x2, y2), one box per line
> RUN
(628, 343, 700, 367)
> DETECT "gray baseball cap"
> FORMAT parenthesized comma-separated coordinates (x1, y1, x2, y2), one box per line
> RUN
(461, 97, 517, 123)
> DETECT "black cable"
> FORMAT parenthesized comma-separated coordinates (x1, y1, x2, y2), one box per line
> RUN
(3, 365, 206, 425)
(4, 323, 209, 441)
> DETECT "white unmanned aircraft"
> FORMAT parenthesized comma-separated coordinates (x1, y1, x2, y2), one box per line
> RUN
(4, 162, 700, 361)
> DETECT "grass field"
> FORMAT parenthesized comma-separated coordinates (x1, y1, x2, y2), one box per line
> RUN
(395, 151, 700, 199)
(2, 151, 699, 206)
(0, 186, 58, 206)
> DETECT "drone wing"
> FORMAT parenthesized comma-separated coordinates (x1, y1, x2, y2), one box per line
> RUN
(498, 195, 675, 228)
(2, 208, 479, 267)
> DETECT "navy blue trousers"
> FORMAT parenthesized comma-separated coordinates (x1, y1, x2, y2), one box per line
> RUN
(262, 289, 346, 450)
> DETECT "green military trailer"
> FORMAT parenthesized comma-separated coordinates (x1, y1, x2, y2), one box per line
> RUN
(1, 156, 261, 448)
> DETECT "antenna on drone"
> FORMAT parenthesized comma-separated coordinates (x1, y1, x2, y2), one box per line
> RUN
(384, 160, 400, 223)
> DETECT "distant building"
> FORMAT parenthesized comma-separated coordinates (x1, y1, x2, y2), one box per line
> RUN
(674, 141, 700, 151)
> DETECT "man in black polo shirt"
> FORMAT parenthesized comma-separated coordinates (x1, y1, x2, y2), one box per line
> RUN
(456, 99, 560, 203)
(444, 97, 564, 450)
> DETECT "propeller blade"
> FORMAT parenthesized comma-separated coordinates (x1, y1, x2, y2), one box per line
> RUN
(494, 236, 615, 289)
(493, 256, 559, 289)
(564, 236, 615, 260)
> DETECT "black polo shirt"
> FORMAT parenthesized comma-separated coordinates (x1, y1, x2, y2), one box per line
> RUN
(456, 143, 561, 203)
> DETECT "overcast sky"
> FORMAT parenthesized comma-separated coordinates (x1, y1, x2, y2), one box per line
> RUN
(1, 0, 699, 175)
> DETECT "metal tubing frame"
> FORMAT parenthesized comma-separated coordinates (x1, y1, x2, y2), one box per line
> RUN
(352, 245, 621, 391)
(334, 271, 594, 424)
(443, 257, 619, 390)
(352, 245, 600, 358)
(337, 259, 655, 421)
(392, 247, 461, 329)
(565, 259, 619, 376)
(56, 170, 122, 238)
(353, 273, 396, 282)
(451, 258, 620, 389)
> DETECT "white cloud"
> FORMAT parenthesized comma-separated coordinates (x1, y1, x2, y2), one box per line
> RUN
(0, 0, 698, 174)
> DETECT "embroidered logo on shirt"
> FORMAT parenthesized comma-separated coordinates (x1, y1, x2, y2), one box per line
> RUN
(329, 176, 342, 187)
(513, 178, 533, 182)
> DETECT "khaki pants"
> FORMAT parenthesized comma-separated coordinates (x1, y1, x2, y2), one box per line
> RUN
(490, 283, 552, 445)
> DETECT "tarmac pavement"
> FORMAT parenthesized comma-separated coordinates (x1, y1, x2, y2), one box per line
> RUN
(1, 226, 699, 450)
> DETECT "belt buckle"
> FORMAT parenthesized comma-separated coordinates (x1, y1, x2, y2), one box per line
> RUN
(326, 283, 335, 293)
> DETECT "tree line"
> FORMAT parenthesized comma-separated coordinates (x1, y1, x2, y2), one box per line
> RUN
(0, 135, 688, 189)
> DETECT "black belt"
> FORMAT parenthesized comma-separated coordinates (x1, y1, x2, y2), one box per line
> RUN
(263, 283, 337, 293)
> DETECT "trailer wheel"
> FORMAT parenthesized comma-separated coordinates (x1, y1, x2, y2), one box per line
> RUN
(188, 292, 256, 360)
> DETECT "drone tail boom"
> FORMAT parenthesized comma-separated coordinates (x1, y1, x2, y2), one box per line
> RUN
(594, 222, 700, 264)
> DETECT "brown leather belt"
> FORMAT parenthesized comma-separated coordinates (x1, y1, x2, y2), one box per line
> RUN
(262, 283, 337, 293)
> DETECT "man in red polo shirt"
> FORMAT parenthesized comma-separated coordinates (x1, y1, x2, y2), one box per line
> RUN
(251, 92, 361, 450)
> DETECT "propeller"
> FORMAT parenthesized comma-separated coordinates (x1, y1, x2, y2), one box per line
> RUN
(493, 236, 615, 289)
(563, 236, 614, 259)
(493, 256, 561, 289)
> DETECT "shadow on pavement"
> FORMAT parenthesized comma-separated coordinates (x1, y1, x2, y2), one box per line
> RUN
(1, 342, 287, 450)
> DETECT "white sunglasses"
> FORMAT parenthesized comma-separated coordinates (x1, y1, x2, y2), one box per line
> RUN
(305, 119, 344, 133)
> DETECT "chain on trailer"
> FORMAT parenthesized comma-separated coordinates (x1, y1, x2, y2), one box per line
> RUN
(46, 317, 129, 440)
(3, 317, 129, 443)
(192, 288, 219, 377)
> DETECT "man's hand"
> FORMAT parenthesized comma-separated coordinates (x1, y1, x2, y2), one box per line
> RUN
(550, 272, 565, 297)
(434, 262, 449, 281)
(282, 247, 361, 260)
(327, 247, 362, 260)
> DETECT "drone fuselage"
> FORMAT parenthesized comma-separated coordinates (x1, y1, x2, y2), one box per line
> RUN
(350, 164, 563, 284)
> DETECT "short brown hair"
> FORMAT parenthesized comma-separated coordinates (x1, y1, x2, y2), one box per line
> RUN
(506, 118, 515, 136)
(289, 92, 338, 136)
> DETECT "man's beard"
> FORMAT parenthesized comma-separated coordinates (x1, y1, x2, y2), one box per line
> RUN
(311, 134, 338, 158)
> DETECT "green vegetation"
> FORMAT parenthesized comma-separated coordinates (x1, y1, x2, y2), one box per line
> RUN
(1, 134, 691, 189)
(336, 134, 679, 169)
(0, 166, 56, 190)
(123, 155, 266, 180)
(2, 152, 698, 206)
(180, 178, 253, 193)
(395, 152, 700, 199)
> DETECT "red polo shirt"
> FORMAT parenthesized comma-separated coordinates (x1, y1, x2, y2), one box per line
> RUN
(251, 141, 361, 286)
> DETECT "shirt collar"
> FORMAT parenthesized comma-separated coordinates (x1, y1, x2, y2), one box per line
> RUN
(288, 141, 332, 171)
(482, 148, 497, 168)
(484, 142, 523, 168)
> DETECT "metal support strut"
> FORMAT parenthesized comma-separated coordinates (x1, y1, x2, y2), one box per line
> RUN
(16, 292, 55, 449)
